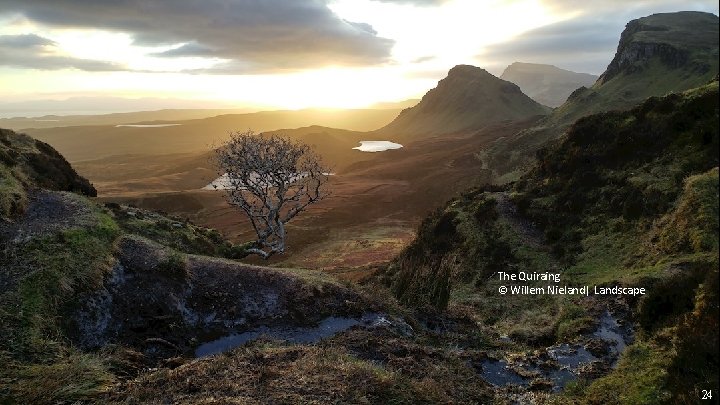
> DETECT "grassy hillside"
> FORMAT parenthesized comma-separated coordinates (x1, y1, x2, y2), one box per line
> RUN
(386, 79, 719, 402)
(514, 80, 719, 261)
(378, 65, 550, 139)
(0, 128, 96, 219)
(515, 80, 719, 405)
(484, 11, 719, 182)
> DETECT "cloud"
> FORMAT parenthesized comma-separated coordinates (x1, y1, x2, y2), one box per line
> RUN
(539, 0, 719, 15)
(480, 19, 621, 74)
(374, 0, 448, 5)
(0, 0, 395, 73)
(480, 1, 720, 74)
(0, 34, 124, 71)
(411, 56, 436, 64)
(0, 33, 55, 47)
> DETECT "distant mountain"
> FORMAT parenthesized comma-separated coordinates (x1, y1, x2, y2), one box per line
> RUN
(485, 11, 720, 182)
(500, 62, 598, 107)
(377, 65, 550, 138)
(0, 96, 242, 119)
(369, 99, 420, 110)
(0, 109, 256, 131)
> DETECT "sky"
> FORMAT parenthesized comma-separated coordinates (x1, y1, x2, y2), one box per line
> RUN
(0, 0, 718, 115)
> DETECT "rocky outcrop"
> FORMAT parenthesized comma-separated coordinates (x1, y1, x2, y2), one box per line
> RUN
(72, 235, 368, 359)
(598, 11, 719, 84)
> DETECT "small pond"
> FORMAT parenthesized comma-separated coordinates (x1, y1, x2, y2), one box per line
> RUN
(352, 141, 403, 152)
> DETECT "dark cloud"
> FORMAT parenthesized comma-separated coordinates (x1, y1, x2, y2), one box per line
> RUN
(0, 33, 55, 47)
(481, 1, 719, 74)
(0, 0, 395, 73)
(0, 33, 124, 71)
(481, 18, 621, 74)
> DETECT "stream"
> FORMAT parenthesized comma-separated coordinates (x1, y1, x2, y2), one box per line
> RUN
(480, 310, 633, 392)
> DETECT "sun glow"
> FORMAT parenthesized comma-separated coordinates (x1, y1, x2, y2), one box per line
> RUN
(329, 0, 567, 66)
(0, 0, 572, 110)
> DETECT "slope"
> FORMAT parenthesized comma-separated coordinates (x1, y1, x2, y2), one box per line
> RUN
(377, 65, 550, 139)
(485, 11, 719, 182)
(386, 78, 718, 401)
(0, 128, 501, 404)
(0, 128, 96, 219)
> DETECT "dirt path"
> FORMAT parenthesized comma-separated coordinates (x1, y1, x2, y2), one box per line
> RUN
(0, 190, 98, 294)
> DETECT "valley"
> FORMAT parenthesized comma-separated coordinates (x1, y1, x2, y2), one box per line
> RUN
(1, 7, 718, 405)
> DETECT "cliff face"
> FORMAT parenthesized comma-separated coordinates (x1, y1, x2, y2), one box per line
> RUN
(598, 11, 719, 84)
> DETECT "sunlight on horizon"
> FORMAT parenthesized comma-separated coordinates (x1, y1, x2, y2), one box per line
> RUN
(0, 0, 577, 111)
(3, 0, 713, 112)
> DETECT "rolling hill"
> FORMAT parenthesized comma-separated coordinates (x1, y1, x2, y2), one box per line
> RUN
(23, 108, 404, 163)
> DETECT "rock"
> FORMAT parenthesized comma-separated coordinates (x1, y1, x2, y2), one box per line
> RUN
(584, 338, 611, 358)
(577, 360, 610, 379)
(529, 378, 554, 392)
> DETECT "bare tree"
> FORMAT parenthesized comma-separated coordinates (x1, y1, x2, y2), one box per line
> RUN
(213, 130, 330, 259)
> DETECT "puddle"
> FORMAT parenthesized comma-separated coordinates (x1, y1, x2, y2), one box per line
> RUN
(548, 344, 595, 368)
(480, 310, 631, 391)
(480, 360, 529, 387)
(195, 313, 385, 357)
(545, 368, 576, 391)
(352, 141, 403, 152)
(594, 310, 629, 359)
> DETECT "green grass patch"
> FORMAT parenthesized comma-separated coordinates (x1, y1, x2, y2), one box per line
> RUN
(0, 206, 120, 403)
(0, 164, 27, 219)
(556, 302, 595, 341)
(10, 350, 114, 403)
(115, 211, 250, 259)
(569, 341, 672, 404)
